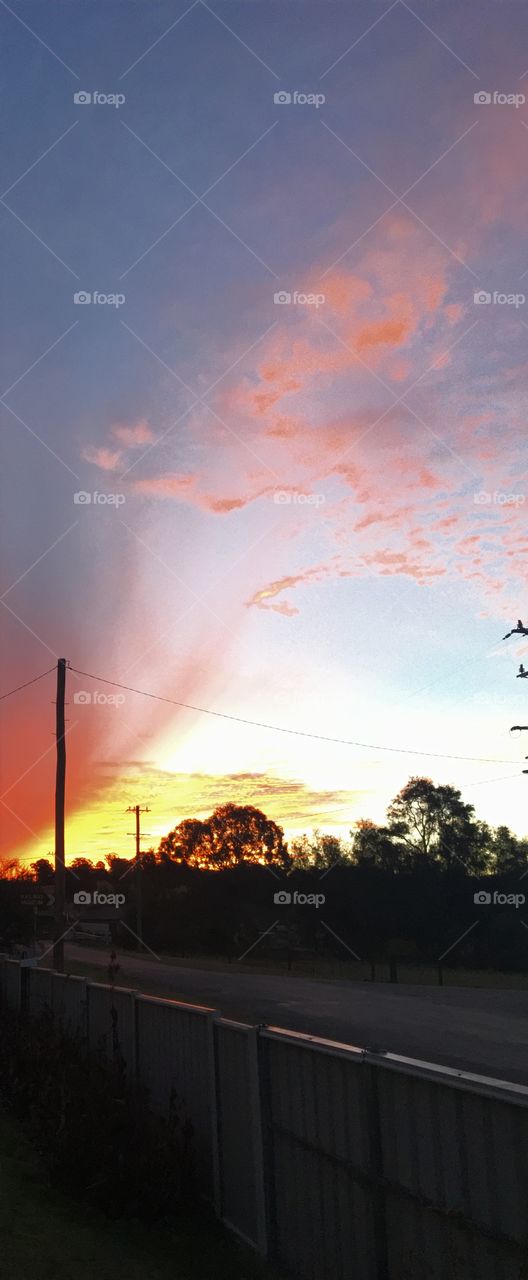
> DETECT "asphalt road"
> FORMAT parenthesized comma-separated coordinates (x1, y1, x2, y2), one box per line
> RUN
(64, 944, 528, 1085)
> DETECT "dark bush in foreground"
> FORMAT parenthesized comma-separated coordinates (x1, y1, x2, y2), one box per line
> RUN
(0, 1007, 194, 1221)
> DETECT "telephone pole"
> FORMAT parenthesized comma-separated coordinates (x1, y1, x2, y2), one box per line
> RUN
(53, 658, 67, 971)
(126, 804, 150, 948)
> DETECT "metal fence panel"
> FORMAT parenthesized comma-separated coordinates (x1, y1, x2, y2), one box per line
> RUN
(271, 1127, 376, 1280)
(1, 958, 22, 1010)
(26, 966, 54, 1018)
(214, 1019, 261, 1247)
(375, 1059, 528, 1245)
(261, 1032, 377, 1280)
(385, 1192, 521, 1280)
(86, 983, 136, 1079)
(263, 1031, 528, 1280)
(3, 959, 528, 1280)
(51, 973, 87, 1038)
(135, 994, 215, 1200)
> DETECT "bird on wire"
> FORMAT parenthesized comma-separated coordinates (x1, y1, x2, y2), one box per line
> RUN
(502, 619, 528, 640)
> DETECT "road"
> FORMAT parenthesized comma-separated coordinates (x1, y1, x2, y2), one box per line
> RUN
(64, 944, 528, 1085)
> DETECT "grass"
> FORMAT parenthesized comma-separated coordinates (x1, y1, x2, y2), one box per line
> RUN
(0, 1108, 280, 1280)
(62, 945, 528, 990)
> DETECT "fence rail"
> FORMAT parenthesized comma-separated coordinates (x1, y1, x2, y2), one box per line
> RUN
(1, 956, 527, 1280)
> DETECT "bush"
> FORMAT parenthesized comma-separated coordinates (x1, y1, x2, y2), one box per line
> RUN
(0, 1007, 195, 1221)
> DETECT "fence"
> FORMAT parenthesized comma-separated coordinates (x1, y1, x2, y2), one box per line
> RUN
(1, 956, 527, 1279)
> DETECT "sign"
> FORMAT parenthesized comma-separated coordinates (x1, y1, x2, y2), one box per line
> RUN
(20, 888, 55, 909)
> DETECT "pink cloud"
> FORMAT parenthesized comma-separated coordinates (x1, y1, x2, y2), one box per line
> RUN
(82, 445, 121, 471)
(86, 202, 527, 623)
(245, 563, 341, 614)
(112, 419, 155, 448)
(133, 471, 272, 513)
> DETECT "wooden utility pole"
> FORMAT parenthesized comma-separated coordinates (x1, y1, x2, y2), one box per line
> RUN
(126, 804, 150, 949)
(53, 658, 67, 971)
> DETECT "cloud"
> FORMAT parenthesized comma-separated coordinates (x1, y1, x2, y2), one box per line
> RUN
(132, 471, 272, 512)
(112, 419, 155, 448)
(77, 198, 528, 628)
(245, 561, 348, 614)
(82, 445, 121, 471)
(62, 767, 367, 858)
(81, 419, 156, 473)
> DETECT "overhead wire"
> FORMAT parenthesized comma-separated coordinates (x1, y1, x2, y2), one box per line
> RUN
(69, 665, 519, 766)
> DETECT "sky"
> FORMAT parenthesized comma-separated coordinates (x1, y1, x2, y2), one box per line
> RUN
(2, 0, 528, 865)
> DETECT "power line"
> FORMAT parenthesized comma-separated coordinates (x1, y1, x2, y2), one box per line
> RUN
(0, 666, 56, 701)
(69, 666, 518, 765)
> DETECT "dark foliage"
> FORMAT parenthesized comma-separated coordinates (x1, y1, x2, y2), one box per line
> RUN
(0, 1007, 195, 1222)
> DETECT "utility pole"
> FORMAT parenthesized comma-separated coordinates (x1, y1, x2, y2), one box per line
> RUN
(53, 658, 67, 972)
(126, 804, 150, 949)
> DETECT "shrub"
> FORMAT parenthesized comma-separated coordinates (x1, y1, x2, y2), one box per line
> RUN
(0, 1007, 195, 1221)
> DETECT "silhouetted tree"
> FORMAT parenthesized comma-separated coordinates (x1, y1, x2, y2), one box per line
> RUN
(492, 825, 528, 876)
(387, 777, 482, 869)
(0, 859, 31, 881)
(159, 818, 212, 865)
(159, 804, 289, 870)
(351, 820, 410, 871)
(30, 858, 54, 883)
(290, 831, 350, 871)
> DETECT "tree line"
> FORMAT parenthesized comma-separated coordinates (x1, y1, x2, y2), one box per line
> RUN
(1, 779, 527, 881)
(1, 781, 527, 972)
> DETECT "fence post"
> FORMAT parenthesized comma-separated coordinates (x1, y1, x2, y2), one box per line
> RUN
(255, 1029, 279, 1262)
(365, 1058, 390, 1280)
(207, 1014, 222, 1218)
(20, 962, 29, 1013)
(247, 1027, 269, 1256)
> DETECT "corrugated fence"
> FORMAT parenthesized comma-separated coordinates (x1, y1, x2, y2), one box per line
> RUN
(1, 956, 527, 1280)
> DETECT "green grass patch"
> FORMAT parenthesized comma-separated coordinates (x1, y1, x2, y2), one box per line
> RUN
(63, 947, 528, 991)
(0, 1107, 279, 1280)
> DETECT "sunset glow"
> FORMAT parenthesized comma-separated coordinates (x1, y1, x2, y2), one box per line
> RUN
(2, 0, 528, 865)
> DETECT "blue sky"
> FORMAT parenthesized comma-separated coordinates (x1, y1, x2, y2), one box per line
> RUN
(2, 0, 528, 861)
